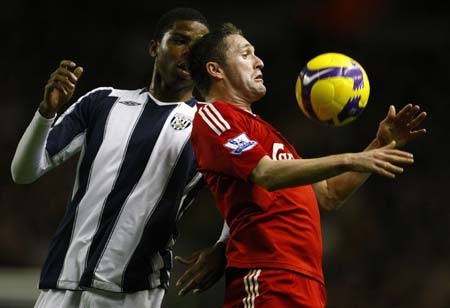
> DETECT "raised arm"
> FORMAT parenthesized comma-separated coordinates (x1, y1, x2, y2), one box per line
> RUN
(11, 60, 84, 184)
(312, 104, 427, 210)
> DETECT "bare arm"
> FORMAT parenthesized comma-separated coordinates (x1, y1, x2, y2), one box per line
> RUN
(250, 141, 413, 192)
(313, 104, 427, 210)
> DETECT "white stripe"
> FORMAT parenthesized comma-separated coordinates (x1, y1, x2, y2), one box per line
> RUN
(243, 270, 252, 308)
(243, 269, 261, 308)
(251, 269, 261, 307)
(203, 105, 227, 132)
(208, 104, 231, 130)
(92, 103, 195, 292)
(176, 172, 203, 219)
(54, 87, 113, 127)
(198, 108, 222, 136)
(57, 96, 140, 290)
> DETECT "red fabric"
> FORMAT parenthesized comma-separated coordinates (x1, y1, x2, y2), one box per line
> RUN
(224, 268, 327, 308)
(191, 101, 324, 284)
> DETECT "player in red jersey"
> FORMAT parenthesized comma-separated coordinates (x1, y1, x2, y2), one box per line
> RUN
(181, 23, 427, 307)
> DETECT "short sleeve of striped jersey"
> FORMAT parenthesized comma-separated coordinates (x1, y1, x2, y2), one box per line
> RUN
(192, 102, 268, 181)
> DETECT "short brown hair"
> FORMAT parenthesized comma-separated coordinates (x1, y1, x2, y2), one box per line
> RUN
(187, 23, 243, 96)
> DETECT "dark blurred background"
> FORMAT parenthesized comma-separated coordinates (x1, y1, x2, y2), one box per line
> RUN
(1, 0, 449, 307)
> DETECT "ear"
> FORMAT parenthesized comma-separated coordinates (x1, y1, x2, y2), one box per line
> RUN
(149, 40, 158, 58)
(206, 62, 224, 80)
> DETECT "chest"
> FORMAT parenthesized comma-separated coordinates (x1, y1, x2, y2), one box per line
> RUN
(245, 117, 299, 160)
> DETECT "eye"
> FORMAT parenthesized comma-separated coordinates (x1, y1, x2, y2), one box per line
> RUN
(171, 36, 187, 45)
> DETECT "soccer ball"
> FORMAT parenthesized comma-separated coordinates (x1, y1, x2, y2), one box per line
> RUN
(295, 52, 370, 126)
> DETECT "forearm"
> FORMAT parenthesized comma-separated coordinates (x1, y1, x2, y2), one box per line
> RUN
(251, 154, 351, 191)
(11, 110, 54, 184)
(319, 139, 384, 210)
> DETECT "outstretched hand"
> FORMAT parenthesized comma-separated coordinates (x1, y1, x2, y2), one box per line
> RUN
(39, 60, 84, 118)
(376, 104, 427, 148)
(350, 141, 414, 178)
(175, 242, 226, 296)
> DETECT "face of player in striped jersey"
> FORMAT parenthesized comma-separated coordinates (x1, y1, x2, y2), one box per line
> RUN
(151, 20, 209, 91)
(221, 34, 266, 104)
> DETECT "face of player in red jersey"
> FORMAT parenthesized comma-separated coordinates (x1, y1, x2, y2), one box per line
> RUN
(150, 20, 209, 91)
(222, 34, 266, 104)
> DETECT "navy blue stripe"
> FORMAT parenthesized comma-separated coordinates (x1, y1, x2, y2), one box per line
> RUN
(39, 92, 116, 289)
(159, 250, 172, 289)
(121, 140, 197, 292)
(46, 89, 112, 157)
(79, 99, 179, 288)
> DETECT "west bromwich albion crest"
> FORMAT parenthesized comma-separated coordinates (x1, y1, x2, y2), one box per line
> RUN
(170, 113, 192, 130)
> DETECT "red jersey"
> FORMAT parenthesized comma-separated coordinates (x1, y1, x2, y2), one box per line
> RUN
(191, 101, 324, 284)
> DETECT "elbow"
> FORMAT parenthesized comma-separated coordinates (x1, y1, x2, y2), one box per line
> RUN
(11, 165, 36, 185)
(251, 169, 279, 192)
(318, 195, 345, 211)
(11, 173, 35, 185)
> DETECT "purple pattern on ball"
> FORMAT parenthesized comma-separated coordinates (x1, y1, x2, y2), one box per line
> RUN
(337, 95, 364, 122)
(300, 62, 365, 124)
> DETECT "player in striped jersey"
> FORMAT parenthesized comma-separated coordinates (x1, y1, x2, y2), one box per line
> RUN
(187, 23, 427, 307)
(11, 8, 227, 308)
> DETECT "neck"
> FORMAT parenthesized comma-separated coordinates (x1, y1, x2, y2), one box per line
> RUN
(148, 70, 194, 102)
(207, 86, 253, 113)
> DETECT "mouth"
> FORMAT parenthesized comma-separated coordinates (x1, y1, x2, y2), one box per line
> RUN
(177, 63, 191, 78)
(255, 73, 264, 82)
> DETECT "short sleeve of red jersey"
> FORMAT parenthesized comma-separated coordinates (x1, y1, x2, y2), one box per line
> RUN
(191, 102, 268, 181)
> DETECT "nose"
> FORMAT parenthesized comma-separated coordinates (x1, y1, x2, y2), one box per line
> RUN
(183, 40, 196, 57)
(255, 55, 264, 69)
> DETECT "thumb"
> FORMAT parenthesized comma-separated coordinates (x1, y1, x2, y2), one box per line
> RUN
(384, 140, 396, 149)
(175, 253, 199, 265)
(74, 66, 84, 79)
(387, 105, 396, 118)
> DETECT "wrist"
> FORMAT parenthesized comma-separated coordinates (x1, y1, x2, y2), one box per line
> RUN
(38, 101, 57, 119)
(215, 240, 227, 250)
(365, 137, 383, 151)
(341, 153, 354, 172)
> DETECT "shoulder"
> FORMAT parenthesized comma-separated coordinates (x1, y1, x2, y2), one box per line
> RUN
(195, 102, 238, 136)
(77, 87, 148, 104)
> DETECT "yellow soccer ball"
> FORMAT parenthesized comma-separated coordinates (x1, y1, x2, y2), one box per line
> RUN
(295, 52, 370, 126)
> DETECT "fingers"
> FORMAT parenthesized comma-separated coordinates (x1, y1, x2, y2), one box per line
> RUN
(46, 60, 84, 95)
(60, 60, 76, 69)
(175, 251, 201, 265)
(177, 269, 205, 296)
(408, 111, 427, 130)
(373, 149, 414, 178)
(177, 267, 220, 296)
(395, 104, 413, 120)
(52, 66, 80, 84)
(374, 160, 402, 178)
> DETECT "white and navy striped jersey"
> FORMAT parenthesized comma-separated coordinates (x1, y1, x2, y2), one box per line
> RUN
(11, 87, 203, 293)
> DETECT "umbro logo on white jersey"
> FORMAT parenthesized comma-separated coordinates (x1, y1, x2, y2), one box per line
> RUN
(119, 101, 142, 106)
